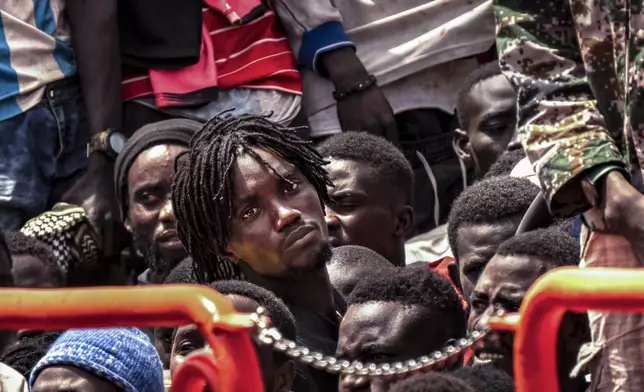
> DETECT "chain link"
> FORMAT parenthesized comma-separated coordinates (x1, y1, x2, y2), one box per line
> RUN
(250, 308, 489, 378)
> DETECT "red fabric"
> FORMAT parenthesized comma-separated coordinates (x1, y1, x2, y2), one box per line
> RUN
(121, 7, 302, 107)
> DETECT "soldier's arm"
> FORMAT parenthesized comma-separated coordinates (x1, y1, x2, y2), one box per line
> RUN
(494, 0, 627, 217)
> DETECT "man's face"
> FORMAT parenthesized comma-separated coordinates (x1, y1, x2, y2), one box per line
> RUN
(455, 218, 521, 302)
(170, 295, 294, 392)
(468, 253, 545, 375)
(126, 144, 188, 264)
(456, 75, 518, 178)
(32, 366, 119, 392)
(325, 159, 407, 266)
(226, 148, 328, 277)
(337, 302, 450, 392)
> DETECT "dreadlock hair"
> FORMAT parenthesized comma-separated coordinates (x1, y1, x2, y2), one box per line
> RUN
(172, 111, 333, 283)
(1, 331, 62, 379)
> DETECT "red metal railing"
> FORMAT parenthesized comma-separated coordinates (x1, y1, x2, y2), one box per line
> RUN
(0, 285, 264, 392)
(489, 267, 644, 392)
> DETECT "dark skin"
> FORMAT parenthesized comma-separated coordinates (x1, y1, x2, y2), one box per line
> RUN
(11, 254, 60, 288)
(337, 302, 461, 392)
(225, 148, 336, 319)
(325, 159, 413, 267)
(455, 216, 523, 303)
(455, 74, 519, 178)
(171, 295, 295, 392)
(598, 171, 644, 265)
(321, 48, 398, 144)
(62, 0, 124, 263)
(469, 254, 589, 392)
(32, 365, 118, 392)
(125, 144, 188, 268)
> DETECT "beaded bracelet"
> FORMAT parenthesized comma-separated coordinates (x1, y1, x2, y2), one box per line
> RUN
(332, 74, 377, 101)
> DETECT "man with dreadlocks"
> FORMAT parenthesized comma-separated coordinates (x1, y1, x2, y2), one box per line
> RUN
(172, 111, 343, 392)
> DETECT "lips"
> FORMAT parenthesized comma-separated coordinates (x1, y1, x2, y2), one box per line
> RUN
(473, 332, 512, 364)
(156, 229, 183, 250)
(284, 225, 316, 249)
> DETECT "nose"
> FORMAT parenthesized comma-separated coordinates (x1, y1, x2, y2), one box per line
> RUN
(159, 198, 176, 224)
(325, 212, 341, 232)
(274, 204, 302, 232)
(475, 306, 496, 330)
(506, 131, 522, 151)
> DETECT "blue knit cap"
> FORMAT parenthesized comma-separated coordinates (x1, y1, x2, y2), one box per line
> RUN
(30, 328, 164, 392)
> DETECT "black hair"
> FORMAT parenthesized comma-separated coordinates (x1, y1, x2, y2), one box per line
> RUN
(450, 363, 515, 392)
(317, 132, 414, 203)
(328, 245, 395, 268)
(349, 267, 466, 337)
(482, 148, 525, 179)
(495, 227, 580, 268)
(1, 331, 62, 379)
(211, 280, 297, 341)
(172, 111, 332, 283)
(164, 257, 198, 284)
(456, 62, 506, 131)
(4, 232, 64, 286)
(390, 372, 476, 392)
(447, 176, 540, 262)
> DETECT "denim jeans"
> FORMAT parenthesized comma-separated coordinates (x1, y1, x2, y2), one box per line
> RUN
(0, 77, 89, 231)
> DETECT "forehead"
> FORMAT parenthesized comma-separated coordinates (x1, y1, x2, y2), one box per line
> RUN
(477, 254, 546, 292)
(457, 221, 518, 253)
(232, 148, 299, 193)
(340, 301, 427, 344)
(468, 74, 515, 105)
(33, 365, 116, 392)
(325, 159, 373, 186)
(128, 144, 187, 179)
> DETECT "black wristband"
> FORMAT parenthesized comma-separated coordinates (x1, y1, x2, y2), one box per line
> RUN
(333, 74, 377, 101)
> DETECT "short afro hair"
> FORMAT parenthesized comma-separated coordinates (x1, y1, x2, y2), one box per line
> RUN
(495, 227, 580, 268)
(451, 363, 515, 392)
(349, 267, 466, 338)
(327, 245, 395, 299)
(456, 62, 507, 131)
(482, 148, 525, 179)
(211, 280, 297, 341)
(164, 257, 198, 284)
(448, 176, 540, 262)
(390, 372, 476, 392)
(328, 245, 395, 268)
(4, 232, 64, 286)
(317, 132, 414, 203)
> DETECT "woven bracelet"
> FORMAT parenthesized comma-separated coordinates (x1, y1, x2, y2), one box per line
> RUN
(333, 74, 377, 101)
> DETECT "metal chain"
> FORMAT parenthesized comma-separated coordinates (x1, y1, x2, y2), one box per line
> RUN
(250, 308, 489, 378)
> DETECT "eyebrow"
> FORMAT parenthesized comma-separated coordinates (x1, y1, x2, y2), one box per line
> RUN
(478, 108, 515, 124)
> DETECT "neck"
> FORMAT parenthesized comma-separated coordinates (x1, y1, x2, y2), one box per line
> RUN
(244, 266, 337, 318)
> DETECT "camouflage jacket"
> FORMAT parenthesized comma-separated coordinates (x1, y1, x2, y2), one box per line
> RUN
(494, 0, 644, 217)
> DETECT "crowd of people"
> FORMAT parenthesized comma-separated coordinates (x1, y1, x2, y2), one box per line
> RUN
(1, 0, 643, 391)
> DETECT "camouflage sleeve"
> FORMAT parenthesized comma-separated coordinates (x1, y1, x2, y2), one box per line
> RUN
(494, 0, 627, 217)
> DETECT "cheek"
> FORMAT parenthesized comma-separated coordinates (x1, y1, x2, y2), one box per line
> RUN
(128, 207, 158, 235)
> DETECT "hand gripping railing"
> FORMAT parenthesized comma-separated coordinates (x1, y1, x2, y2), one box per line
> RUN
(489, 267, 644, 392)
(0, 285, 264, 392)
